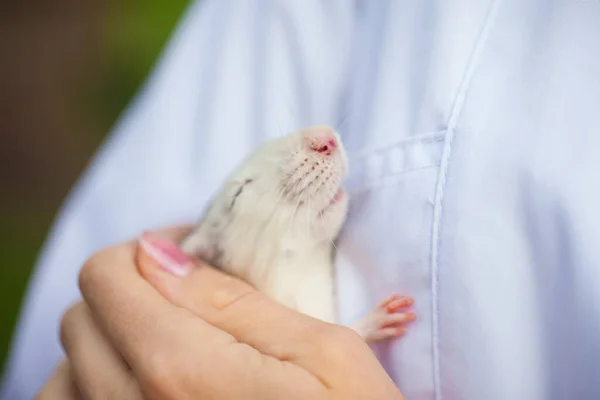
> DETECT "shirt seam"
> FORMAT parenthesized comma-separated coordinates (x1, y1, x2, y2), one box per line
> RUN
(429, 1, 504, 399)
(349, 130, 447, 160)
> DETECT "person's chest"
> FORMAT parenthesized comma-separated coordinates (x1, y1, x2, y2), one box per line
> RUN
(335, 1, 600, 399)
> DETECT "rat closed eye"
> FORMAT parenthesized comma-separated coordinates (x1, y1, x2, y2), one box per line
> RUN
(228, 178, 254, 211)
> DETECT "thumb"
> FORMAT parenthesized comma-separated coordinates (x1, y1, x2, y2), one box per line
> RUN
(135, 230, 354, 376)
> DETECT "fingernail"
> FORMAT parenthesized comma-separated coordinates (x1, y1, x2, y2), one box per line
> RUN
(138, 233, 194, 277)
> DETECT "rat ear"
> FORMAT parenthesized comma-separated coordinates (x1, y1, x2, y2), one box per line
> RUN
(179, 227, 212, 260)
(180, 234, 224, 269)
(179, 222, 226, 268)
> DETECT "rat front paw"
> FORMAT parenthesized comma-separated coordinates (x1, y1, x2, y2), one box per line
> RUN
(353, 294, 416, 344)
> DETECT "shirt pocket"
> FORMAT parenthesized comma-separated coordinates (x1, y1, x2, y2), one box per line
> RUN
(334, 130, 446, 394)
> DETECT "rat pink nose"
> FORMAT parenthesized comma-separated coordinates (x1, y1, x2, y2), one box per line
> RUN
(304, 126, 338, 156)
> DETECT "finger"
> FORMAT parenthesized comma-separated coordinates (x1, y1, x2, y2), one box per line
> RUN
(77, 225, 228, 374)
(35, 360, 80, 400)
(79, 224, 320, 398)
(137, 232, 371, 378)
(60, 302, 143, 399)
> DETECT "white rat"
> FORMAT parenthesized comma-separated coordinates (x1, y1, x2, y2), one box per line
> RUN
(180, 125, 414, 344)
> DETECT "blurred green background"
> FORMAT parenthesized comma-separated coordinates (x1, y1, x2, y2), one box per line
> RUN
(0, 0, 191, 369)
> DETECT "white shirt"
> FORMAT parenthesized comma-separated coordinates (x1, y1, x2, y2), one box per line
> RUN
(3, 1, 600, 399)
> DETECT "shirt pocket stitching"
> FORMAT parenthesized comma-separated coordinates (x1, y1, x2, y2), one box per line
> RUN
(345, 130, 447, 195)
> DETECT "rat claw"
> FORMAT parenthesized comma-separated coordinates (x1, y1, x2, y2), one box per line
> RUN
(380, 294, 403, 309)
(380, 311, 416, 327)
(353, 294, 416, 344)
(379, 294, 414, 313)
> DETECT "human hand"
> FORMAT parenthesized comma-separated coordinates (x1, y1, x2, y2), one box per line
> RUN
(45, 225, 405, 399)
(35, 360, 80, 400)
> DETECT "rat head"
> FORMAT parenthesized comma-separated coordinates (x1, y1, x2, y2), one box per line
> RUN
(221, 125, 349, 248)
(180, 125, 349, 270)
(181, 125, 349, 265)
(178, 126, 350, 294)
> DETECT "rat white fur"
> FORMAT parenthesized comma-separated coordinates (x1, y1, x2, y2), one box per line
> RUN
(180, 126, 349, 323)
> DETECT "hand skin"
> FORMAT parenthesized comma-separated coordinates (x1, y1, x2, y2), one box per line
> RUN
(35, 360, 81, 400)
(37, 225, 405, 400)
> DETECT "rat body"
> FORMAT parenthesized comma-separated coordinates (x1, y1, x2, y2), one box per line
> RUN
(180, 126, 413, 343)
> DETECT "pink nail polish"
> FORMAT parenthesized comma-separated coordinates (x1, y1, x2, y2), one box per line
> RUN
(138, 233, 194, 277)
